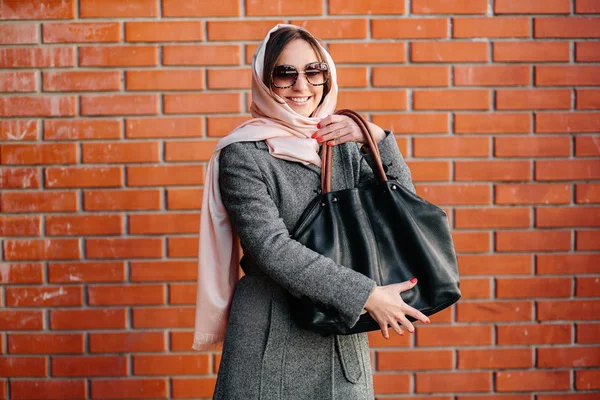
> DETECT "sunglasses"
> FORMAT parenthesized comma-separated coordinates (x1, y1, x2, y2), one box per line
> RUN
(271, 62, 329, 89)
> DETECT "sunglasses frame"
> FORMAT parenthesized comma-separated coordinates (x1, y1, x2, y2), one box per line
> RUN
(271, 62, 329, 89)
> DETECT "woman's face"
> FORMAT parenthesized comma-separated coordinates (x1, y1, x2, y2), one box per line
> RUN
(270, 39, 325, 118)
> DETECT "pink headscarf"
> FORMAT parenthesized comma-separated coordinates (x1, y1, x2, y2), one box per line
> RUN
(193, 24, 338, 350)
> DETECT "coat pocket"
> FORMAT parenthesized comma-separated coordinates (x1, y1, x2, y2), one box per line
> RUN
(335, 334, 363, 384)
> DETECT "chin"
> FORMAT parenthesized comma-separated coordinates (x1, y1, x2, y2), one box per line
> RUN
(288, 103, 316, 118)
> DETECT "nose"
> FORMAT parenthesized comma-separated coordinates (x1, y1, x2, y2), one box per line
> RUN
(292, 72, 309, 91)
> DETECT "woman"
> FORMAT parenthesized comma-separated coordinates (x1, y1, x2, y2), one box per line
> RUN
(194, 24, 430, 399)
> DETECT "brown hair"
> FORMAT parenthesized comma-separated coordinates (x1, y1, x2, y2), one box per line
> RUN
(262, 26, 332, 108)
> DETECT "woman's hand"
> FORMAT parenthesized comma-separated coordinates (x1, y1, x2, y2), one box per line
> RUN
(312, 115, 386, 146)
(364, 278, 430, 339)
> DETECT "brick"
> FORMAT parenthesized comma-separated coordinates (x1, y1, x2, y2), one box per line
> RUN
(164, 93, 241, 114)
(82, 142, 160, 163)
(130, 261, 197, 282)
(495, 137, 570, 157)
(43, 71, 120, 92)
(43, 22, 120, 43)
(458, 348, 533, 369)
(0, 47, 74, 68)
(576, 371, 600, 390)
(2, 143, 76, 165)
(207, 20, 286, 41)
(0, 216, 40, 237)
(6, 286, 82, 307)
(88, 284, 165, 306)
(337, 67, 368, 88)
(126, 117, 204, 138)
(456, 396, 531, 400)
(10, 379, 86, 400)
(452, 232, 491, 253)
(0, 263, 43, 284)
(169, 283, 196, 304)
(537, 207, 600, 228)
(378, 350, 452, 371)
(128, 213, 200, 235)
(1, 167, 40, 189)
(48, 262, 126, 283)
(53, 356, 127, 377)
(290, 19, 368, 39)
(373, 373, 411, 394)
(538, 254, 600, 274)
(45, 167, 122, 188)
(0, 71, 37, 92)
(90, 332, 166, 353)
(50, 309, 126, 330)
(497, 89, 571, 110)
(497, 231, 571, 252)
(373, 114, 448, 134)
(44, 119, 121, 140)
(416, 184, 490, 205)
(577, 324, 600, 343)
(81, 0, 158, 17)
(493, 41, 570, 62)
(328, 42, 406, 63)
(0, 120, 38, 140)
(498, 371, 570, 392)
(406, 161, 450, 182)
(412, 42, 487, 62)
(8, 333, 83, 354)
(576, 42, 600, 62)
(578, 230, 600, 250)
(163, 0, 239, 16)
(81, 94, 159, 116)
(172, 378, 217, 398)
(537, 160, 600, 180)
(495, 0, 571, 13)
(127, 70, 205, 91)
(0, 23, 38, 44)
(127, 165, 204, 186)
(497, 323, 571, 345)
(91, 379, 167, 399)
(86, 238, 163, 259)
(535, 17, 600, 38)
(539, 346, 600, 368)
(0, 310, 43, 330)
(46, 215, 123, 236)
(577, 89, 600, 110)
(246, 0, 322, 15)
(3, 239, 80, 261)
(454, 66, 530, 86)
(414, 137, 489, 158)
(536, 66, 600, 86)
(416, 372, 491, 393)
(455, 113, 530, 134)
(538, 300, 600, 321)
(206, 68, 250, 89)
(412, 0, 487, 14)
(163, 44, 241, 66)
(414, 90, 489, 111)
(454, 17, 529, 38)
(577, 0, 600, 13)
(372, 18, 448, 39)
(337, 90, 407, 111)
(0, 357, 46, 377)
(373, 66, 449, 87)
(497, 277, 571, 299)
(458, 254, 532, 276)
(577, 183, 600, 204)
(168, 237, 199, 257)
(536, 112, 600, 133)
(0, 96, 76, 117)
(455, 208, 530, 229)
(329, 0, 404, 14)
(170, 331, 197, 352)
(0, 0, 75, 19)
(457, 301, 532, 322)
(133, 307, 194, 328)
(83, 189, 161, 211)
(165, 140, 218, 162)
(79, 45, 158, 67)
(455, 161, 530, 181)
(126, 22, 204, 43)
(207, 116, 250, 137)
(133, 354, 209, 375)
(458, 278, 491, 299)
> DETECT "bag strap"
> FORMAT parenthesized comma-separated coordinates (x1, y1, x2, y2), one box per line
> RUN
(320, 109, 387, 194)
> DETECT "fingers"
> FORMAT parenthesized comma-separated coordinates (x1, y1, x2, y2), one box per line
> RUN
(396, 314, 415, 333)
(313, 115, 365, 146)
(403, 305, 431, 325)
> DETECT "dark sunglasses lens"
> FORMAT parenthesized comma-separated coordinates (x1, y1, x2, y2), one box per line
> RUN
(305, 63, 328, 85)
(273, 66, 298, 88)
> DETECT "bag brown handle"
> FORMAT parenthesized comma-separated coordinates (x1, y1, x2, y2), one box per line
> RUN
(320, 109, 387, 194)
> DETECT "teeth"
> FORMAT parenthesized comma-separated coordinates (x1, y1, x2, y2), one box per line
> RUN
(289, 97, 309, 103)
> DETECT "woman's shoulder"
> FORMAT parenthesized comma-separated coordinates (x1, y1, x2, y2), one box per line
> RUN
(219, 140, 269, 170)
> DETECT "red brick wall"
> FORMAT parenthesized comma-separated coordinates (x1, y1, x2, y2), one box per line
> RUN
(1, 0, 599, 399)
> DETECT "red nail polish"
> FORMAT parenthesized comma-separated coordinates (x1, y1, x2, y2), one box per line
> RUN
(410, 278, 417, 284)
(311, 133, 317, 139)
(317, 137, 323, 143)
(317, 123, 321, 128)
(327, 142, 333, 147)
(425, 320, 431, 324)
(400, 332, 404, 336)
(385, 336, 388, 340)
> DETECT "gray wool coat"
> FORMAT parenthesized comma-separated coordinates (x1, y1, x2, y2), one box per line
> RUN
(214, 131, 415, 400)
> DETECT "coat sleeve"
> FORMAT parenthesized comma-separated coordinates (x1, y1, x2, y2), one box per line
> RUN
(358, 130, 416, 194)
(218, 142, 376, 328)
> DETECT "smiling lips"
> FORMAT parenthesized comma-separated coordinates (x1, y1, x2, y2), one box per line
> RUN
(287, 96, 312, 105)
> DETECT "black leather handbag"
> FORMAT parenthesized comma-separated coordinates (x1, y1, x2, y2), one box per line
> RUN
(289, 109, 461, 336)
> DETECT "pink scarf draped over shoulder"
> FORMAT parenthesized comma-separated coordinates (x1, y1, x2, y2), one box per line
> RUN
(193, 24, 338, 350)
